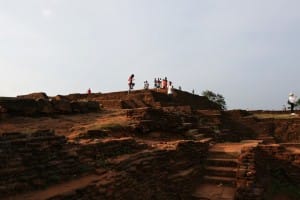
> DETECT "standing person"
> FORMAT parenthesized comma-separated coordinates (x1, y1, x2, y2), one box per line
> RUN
(154, 78, 157, 88)
(162, 77, 168, 89)
(128, 74, 135, 91)
(288, 93, 297, 115)
(167, 81, 173, 96)
(87, 88, 91, 94)
(144, 80, 149, 90)
(157, 78, 161, 89)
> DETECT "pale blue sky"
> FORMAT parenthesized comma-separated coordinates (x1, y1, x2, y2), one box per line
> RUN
(0, 0, 299, 110)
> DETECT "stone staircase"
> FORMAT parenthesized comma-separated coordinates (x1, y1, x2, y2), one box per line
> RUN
(203, 147, 238, 188)
(192, 141, 262, 200)
(192, 144, 239, 200)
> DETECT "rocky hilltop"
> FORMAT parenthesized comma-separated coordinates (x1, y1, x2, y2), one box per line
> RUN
(0, 89, 299, 200)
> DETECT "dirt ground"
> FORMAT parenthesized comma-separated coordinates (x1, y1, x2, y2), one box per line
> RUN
(0, 109, 130, 139)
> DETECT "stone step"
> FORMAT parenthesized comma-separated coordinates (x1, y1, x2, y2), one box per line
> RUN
(203, 175, 236, 186)
(206, 158, 238, 168)
(205, 166, 237, 178)
(208, 151, 239, 159)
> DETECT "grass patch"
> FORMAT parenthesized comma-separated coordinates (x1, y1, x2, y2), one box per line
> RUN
(253, 113, 299, 119)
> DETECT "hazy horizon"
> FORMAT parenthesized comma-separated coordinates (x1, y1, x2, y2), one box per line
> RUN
(1, 0, 300, 110)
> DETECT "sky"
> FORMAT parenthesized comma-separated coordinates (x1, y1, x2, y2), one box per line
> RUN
(0, 0, 300, 110)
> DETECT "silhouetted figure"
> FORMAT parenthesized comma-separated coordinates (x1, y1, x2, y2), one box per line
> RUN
(87, 88, 91, 94)
(154, 78, 157, 88)
(144, 80, 149, 90)
(128, 74, 135, 91)
(288, 93, 297, 115)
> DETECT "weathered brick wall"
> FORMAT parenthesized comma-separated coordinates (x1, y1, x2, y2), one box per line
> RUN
(48, 141, 210, 200)
(273, 119, 300, 142)
(0, 130, 87, 198)
(254, 144, 300, 199)
(256, 144, 300, 184)
(0, 97, 100, 116)
(76, 137, 147, 169)
(236, 146, 264, 200)
(0, 131, 147, 199)
(127, 107, 198, 134)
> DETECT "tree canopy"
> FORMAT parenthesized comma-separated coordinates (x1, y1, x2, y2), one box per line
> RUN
(202, 90, 226, 110)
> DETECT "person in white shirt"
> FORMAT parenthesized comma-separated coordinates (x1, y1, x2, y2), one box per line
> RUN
(288, 93, 297, 114)
(167, 81, 173, 96)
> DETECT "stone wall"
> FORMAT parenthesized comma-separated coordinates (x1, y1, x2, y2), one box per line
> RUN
(47, 140, 210, 200)
(59, 89, 221, 110)
(236, 146, 264, 200)
(0, 97, 100, 116)
(255, 144, 300, 199)
(0, 130, 87, 198)
(0, 131, 147, 199)
(76, 137, 148, 169)
(234, 143, 300, 199)
(126, 107, 197, 134)
(273, 119, 300, 142)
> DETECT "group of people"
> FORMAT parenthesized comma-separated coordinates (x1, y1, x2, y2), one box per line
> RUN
(128, 74, 173, 95)
(154, 77, 173, 94)
(154, 77, 170, 89)
(88, 74, 299, 114)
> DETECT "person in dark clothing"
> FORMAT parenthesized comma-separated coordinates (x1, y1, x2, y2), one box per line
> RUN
(128, 74, 135, 90)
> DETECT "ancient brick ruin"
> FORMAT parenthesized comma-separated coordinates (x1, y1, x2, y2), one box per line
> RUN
(0, 89, 299, 199)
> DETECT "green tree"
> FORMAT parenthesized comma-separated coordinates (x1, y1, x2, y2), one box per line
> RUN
(202, 90, 226, 110)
